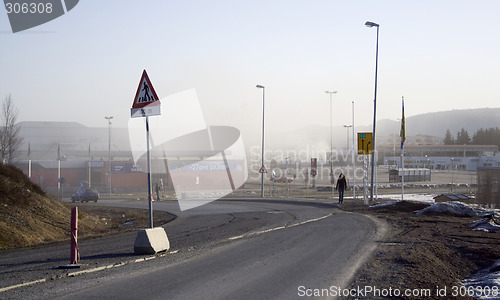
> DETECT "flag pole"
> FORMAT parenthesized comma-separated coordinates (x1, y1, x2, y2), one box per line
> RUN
(400, 97, 405, 201)
(88, 142, 91, 188)
(401, 143, 404, 201)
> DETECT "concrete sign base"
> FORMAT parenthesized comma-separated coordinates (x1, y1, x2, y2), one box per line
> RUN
(134, 227, 170, 255)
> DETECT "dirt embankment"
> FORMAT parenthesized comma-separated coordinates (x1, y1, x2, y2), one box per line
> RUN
(0, 164, 174, 250)
(344, 201, 499, 299)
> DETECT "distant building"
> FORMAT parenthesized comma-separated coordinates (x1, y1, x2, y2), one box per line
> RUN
(377, 134, 443, 149)
(384, 155, 500, 171)
(388, 168, 431, 182)
(433, 193, 471, 203)
(381, 140, 499, 171)
(377, 133, 498, 165)
(13, 121, 246, 195)
(401, 145, 497, 157)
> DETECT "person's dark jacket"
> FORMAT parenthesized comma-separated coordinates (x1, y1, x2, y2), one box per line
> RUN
(336, 176, 347, 191)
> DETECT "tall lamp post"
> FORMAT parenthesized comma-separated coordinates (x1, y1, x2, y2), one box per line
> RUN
(105, 116, 113, 196)
(365, 20, 380, 202)
(325, 90, 337, 196)
(256, 85, 265, 197)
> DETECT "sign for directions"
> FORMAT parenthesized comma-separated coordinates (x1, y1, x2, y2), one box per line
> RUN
(357, 132, 373, 155)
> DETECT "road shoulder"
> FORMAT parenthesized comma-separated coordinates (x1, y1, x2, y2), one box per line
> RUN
(343, 200, 500, 299)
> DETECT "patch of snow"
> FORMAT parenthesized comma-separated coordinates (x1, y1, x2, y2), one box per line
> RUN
(470, 218, 500, 232)
(416, 201, 500, 218)
(382, 193, 437, 203)
(369, 201, 397, 208)
(463, 259, 500, 299)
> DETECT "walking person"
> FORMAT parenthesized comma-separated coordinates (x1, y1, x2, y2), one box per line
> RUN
(336, 173, 347, 204)
(155, 182, 161, 202)
(142, 82, 152, 102)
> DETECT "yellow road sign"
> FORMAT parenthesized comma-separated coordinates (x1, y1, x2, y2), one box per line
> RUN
(357, 132, 373, 155)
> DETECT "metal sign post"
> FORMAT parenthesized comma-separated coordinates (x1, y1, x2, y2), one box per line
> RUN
(358, 132, 373, 205)
(130, 70, 170, 255)
(131, 70, 161, 229)
(146, 116, 153, 228)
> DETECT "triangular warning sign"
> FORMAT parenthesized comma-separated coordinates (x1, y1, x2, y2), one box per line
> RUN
(259, 165, 268, 174)
(132, 70, 160, 109)
(131, 70, 161, 118)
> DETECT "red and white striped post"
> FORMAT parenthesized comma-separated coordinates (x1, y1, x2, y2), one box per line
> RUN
(70, 207, 78, 264)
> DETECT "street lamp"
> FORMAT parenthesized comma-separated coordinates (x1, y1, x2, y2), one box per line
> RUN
(256, 85, 265, 197)
(105, 116, 113, 196)
(325, 90, 337, 195)
(365, 20, 380, 202)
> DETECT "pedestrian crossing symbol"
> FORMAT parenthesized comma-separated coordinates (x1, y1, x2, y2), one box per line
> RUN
(131, 70, 161, 118)
(258, 165, 268, 174)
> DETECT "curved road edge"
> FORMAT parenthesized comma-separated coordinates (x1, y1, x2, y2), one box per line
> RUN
(0, 198, 388, 298)
(333, 211, 389, 292)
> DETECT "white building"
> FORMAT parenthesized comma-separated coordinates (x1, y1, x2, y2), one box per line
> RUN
(384, 155, 500, 171)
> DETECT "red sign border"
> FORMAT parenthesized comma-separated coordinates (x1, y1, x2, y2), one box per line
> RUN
(132, 69, 160, 109)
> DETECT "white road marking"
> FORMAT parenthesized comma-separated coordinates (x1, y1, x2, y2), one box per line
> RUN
(228, 212, 333, 241)
(1, 213, 332, 293)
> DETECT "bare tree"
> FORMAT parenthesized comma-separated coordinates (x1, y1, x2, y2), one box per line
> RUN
(1, 95, 22, 163)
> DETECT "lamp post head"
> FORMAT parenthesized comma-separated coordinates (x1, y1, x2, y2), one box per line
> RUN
(365, 21, 379, 28)
(256, 85, 265, 89)
(325, 91, 337, 94)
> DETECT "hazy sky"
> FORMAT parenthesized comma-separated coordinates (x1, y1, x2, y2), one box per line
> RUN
(1, 1, 499, 144)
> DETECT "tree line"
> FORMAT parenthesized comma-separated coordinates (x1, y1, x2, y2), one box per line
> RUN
(444, 128, 500, 148)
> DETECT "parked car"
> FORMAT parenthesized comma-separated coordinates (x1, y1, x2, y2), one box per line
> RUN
(316, 186, 333, 192)
(71, 188, 99, 203)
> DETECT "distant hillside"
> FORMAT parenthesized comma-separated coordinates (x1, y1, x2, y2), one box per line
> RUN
(381, 108, 500, 138)
(268, 108, 500, 151)
(338, 108, 500, 145)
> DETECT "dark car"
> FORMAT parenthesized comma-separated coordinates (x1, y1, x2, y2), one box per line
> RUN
(316, 186, 333, 192)
(71, 188, 99, 203)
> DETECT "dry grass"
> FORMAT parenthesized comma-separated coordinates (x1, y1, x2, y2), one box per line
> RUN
(0, 164, 174, 250)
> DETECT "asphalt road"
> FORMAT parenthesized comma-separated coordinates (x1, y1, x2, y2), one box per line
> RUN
(1, 198, 383, 300)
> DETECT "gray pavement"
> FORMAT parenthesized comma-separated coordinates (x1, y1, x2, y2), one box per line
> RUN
(0, 198, 382, 300)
